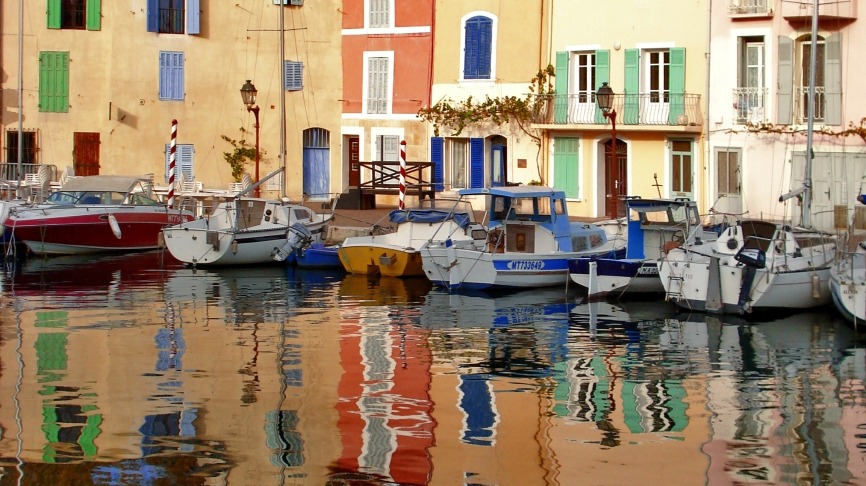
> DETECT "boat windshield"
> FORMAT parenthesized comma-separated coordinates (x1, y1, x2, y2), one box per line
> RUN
(46, 191, 161, 206)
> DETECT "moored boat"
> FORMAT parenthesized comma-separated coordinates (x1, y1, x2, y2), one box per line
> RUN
(421, 186, 622, 291)
(3, 175, 193, 256)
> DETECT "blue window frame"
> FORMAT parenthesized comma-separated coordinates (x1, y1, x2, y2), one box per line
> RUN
(463, 16, 492, 80)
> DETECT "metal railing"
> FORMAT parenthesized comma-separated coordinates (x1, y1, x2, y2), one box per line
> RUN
(530, 93, 703, 127)
(0, 163, 57, 183)
(794, 86, 825, 123)
(733, 87, 768, 124)
(729, 0, 771, 15)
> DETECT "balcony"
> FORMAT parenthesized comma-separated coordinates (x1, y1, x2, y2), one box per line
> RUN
(733, 87, 768, 124)
(529, 93, 703, 128)
(794, 86, 825, 123)
(728, 0, 773, 18)
(782, 0, 856, 22)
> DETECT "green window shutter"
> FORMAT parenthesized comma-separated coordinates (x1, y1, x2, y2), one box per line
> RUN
(553, 137, 579, 198)
(825, 33, 842, 125)
(47, 0, 61, 29)
(594, 49, 610, 124)
(554, 51, 569, 124)
(777, 36, 793, 125)
(86, 0, 101, 30)
(39, 52, 69, 113)
(668, 47, 686, 125)
(624, 49, 640, 124)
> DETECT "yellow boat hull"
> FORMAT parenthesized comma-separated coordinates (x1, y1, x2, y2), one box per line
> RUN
(338, 245, 424, 277)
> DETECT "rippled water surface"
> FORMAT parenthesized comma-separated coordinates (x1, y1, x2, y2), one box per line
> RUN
(0, 251, 863, 485)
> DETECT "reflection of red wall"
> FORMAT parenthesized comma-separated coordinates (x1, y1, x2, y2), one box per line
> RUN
(335, 316, 434, 484)
(341, 1, 434, 114)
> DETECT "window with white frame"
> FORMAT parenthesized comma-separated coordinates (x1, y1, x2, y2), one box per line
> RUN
(449, 139, 469, 190)
(367, 0, 391, 28)
(573, 53, 596, 103)
(736, 37, 765, 124)
(717, 149, 740, 195)
(366, 55, 390, 114)
(462, 14, 495, 81)
(375, 135, 399, 162)
(646, 50, 670, 104)
(797, 36, 825, 122)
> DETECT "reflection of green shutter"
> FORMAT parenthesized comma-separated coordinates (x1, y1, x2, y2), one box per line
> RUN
(595, 50, 610, 124)
(35, 333, 69, 377)
(79, 412, 103, 457)
(668, 47, 686, 125)
(591, 356, 611, 422)
(86, 0, 102, 31)
(36, 311, 68, 328)
(553, 137, 579, 198)
(624, 49, 640, 124)
(554, 51, 569, 123)
(47, 0, 61, 29)
(622, 380, 688, 433)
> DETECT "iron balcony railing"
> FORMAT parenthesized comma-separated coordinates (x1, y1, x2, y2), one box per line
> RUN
(729, 0, 772, 16)
(794, 86, 825, 123)
(733, 87, 768, 124)
(530, 93, 703, 127)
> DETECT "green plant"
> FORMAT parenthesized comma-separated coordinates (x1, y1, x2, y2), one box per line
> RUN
(221, 130, 264, 182)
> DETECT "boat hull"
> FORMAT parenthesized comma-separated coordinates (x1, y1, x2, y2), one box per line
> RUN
(295, 243, 343, 269)
(8, 208, 191, 255)
(569, 257, 663, 295)
(829, 264, 866, 323)
(338, 244, 424, 277)
(163, 225, 296, 265)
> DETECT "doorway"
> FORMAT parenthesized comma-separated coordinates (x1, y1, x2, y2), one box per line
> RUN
(604, 138, 627, 218)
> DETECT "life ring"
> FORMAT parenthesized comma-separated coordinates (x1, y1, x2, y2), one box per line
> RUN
(487, 227, 505, 253)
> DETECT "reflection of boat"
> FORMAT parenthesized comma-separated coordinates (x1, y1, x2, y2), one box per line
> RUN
(570, 197, 711, 296)
(338, 200, 477, 277)
(4, 175, 193, 256)
(162, 185, 332, 266)
(338, 273, 432, 306)
(422, 186, 621, 291)
(418, 287, 573, 329)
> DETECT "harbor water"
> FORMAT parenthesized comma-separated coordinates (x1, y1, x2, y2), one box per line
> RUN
(0, 251, 863, 485)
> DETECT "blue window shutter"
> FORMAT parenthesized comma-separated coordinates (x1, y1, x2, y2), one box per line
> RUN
(284, 61, 303, 91)
(431, 137, 444, 191)
(159, 52, 184, 100)
(86, 0, 101, 31)
(187, 0, 200, 35)
(623, 49, 640, 124)
(553, 138, 579, 198)
(825, 33, 842, 125)
(464, 17, 492, 80)
(146, 0, 159, 32)
(554, 51, 569, 124)
(469, 138, 484, 188)
(777, 36, 793, 125)
(668, 47, 686, 125)
(47, 0, 61, 29)
(594, 49, 610, 124)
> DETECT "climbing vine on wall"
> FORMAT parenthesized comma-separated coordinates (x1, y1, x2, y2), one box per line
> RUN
(221, 129, 265, 183)
(739, 117, 866, 143)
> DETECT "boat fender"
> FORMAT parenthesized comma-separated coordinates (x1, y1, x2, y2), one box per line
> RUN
(812, 275, 821, 299)
(108, 214, 122, 239)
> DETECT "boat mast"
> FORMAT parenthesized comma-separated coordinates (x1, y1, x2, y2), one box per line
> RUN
(279, 4, 287, 200)
(17, 0, 24, 188)
(802, 0, 819, 228)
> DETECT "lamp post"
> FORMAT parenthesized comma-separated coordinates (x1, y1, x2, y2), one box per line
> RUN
(596, 82, 618, 217)
(240, 79, 260, 197)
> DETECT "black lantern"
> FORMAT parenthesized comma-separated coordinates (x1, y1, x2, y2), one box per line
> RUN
(596, 82, 614, 113)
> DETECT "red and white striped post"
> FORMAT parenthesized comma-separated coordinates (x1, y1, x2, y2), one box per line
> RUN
(398, 140, 407, 210)
(167, 119, 178, 209)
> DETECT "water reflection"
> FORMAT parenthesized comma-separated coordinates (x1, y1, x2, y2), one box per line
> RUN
(0, 254, 862, 485)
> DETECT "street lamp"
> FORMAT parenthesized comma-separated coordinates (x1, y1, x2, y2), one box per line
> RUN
(240, 79, 260, 197)
(596, 82, 619, 217)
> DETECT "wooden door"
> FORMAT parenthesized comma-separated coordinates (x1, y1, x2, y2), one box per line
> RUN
(73, 132, 100, 176)
(604, 139, 627, 218)
(348, 136, 360, 187)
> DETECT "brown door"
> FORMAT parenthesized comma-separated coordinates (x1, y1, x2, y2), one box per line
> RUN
(73, 132, 100, 176)
(348, 136, 360, 187)
(604, 139, 627, 218)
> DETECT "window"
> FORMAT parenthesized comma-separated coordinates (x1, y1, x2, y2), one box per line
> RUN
(164, 144, 194, 182)
(159, 51, 184, 101)
(736, 37, 766, 124)
(670, 140, 693, 196)
(462, 14, 494, 81)
(374, 135, 399, 161)
(146, 0, 200, 35)
(39, 51, 69, 113)
(717, 149, 740, 195)
(367, 0, 391, 29)
(449, 139, 469, 189)
(4, 131, 38, 170)
(365, 55, 391, 114)
(47, 0, 101, 30)
(284, 61, 303, 91)
(798, 36, 825, 122)
(573, 53, 596, 103)
(646, 50, 670, 104)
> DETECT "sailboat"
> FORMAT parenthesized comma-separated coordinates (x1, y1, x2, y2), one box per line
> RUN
(658, 2, 837, 314)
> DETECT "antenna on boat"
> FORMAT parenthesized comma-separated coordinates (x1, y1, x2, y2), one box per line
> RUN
(801, 0, 819, 229)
